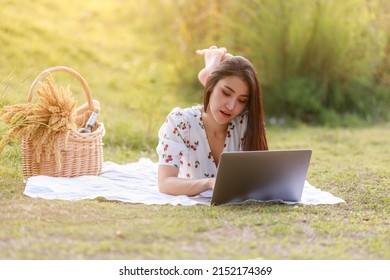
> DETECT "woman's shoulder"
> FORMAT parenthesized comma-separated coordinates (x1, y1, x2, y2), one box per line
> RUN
(167, 105, 202, 122)
(232, 110, 248, 126)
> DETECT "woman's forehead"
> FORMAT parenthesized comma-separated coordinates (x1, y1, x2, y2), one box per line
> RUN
(216, 76, 249, 96)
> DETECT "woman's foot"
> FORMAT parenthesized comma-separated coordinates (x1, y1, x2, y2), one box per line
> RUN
(196, 46, 233, 86)
(196, 46, 226, 68)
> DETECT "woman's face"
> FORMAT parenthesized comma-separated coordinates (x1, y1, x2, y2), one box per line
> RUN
(208, 76, 249, 125)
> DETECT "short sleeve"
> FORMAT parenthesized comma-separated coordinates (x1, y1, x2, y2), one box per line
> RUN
(156, 107, 190, 167)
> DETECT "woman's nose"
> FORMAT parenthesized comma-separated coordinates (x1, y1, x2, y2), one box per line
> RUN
(226, 98, 236, 110)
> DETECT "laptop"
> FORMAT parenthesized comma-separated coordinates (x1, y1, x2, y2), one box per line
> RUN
(210, 149, 312, 205)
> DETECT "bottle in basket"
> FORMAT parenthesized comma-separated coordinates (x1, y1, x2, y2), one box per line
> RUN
(78, 111, 99, 133)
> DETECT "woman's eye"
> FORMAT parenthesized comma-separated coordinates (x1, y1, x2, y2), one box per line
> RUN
(239, 99, 248, 104)
(222, 91, 230, 96)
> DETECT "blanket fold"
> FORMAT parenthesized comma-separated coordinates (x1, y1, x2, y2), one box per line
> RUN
(24, 158, 345, 206)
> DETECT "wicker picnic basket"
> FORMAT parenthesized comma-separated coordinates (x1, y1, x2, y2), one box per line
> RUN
(21, 66, 105, 177)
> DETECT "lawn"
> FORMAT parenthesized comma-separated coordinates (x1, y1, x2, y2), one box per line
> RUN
(0, 124, 389, 260)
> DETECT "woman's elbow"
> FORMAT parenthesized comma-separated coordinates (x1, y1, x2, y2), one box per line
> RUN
(158, 178, 174, 195)
(158, 182, 170, 195)
(157, 165, 179, 195)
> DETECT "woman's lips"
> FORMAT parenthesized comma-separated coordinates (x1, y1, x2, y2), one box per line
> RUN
(220, 110, 232, 118)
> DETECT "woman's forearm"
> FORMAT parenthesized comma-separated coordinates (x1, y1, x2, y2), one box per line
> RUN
(158, 176, 214, 196)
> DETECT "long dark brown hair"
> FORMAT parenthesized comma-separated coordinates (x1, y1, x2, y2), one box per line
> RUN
(203, 56, 268, 151)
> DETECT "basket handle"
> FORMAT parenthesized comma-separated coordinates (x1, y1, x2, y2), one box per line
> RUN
(27, 66, 95, 111)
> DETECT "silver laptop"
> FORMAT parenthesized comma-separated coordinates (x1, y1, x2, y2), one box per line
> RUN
(210, 149, 312, 205)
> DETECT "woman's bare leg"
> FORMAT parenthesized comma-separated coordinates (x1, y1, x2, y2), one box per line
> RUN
(196, 46, 233, 87)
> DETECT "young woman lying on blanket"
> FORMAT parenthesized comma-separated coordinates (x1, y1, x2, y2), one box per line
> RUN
(156, 46, 268, 196)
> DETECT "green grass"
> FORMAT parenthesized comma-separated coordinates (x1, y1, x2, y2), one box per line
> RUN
(0, 124, 389, 260)
(0, 0, 187, 150)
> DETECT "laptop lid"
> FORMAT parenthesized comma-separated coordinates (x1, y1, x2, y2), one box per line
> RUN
(210, 149, 312, 206)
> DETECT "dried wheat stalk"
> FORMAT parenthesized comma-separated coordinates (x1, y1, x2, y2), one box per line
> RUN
(0, 75, 77, 168)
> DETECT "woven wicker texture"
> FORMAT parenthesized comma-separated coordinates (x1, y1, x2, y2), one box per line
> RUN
(22, 66, 105, 178)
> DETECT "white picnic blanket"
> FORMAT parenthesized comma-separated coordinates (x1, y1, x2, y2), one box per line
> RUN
(24, 158, 345, 206)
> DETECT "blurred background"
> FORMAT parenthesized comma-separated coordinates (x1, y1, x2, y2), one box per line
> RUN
(1, 0, 389, 156)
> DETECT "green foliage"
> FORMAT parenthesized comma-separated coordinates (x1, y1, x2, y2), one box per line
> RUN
(1, 0, 389, 261)
(0, 0, 389, 150)
(221, 0, 390, 123)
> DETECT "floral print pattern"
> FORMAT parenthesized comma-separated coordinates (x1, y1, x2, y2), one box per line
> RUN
(156, 105, 248, 179)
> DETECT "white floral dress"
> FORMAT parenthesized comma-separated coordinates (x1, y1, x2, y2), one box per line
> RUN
(156, 105, 248, 179)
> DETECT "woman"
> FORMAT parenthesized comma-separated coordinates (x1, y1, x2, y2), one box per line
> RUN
(156, 46, 268, 196)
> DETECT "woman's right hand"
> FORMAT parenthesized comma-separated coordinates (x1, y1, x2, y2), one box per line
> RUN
(206, 177, 216, 190)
